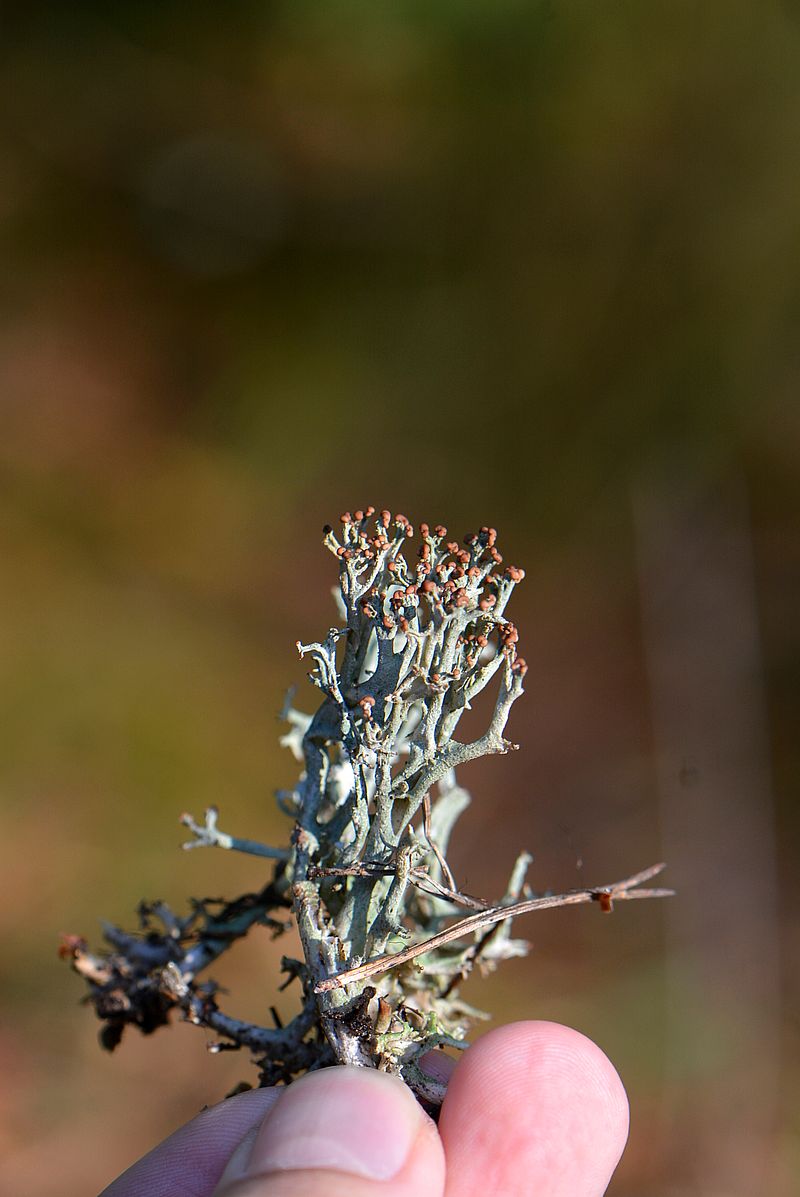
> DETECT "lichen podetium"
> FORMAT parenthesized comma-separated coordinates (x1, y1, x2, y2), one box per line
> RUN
(62, 509, 671, 1106)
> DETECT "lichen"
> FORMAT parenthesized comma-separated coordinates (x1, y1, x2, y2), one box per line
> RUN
(62, 509, 669, 1105)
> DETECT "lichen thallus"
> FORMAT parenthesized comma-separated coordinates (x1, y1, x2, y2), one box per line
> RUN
(62, 509, 671, 1106)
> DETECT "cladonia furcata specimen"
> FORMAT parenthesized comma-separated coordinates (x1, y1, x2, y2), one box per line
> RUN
(62, 508, 670, 1107)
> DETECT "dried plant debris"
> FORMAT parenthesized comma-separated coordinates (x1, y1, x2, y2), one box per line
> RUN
(62, 509, 671, 1105)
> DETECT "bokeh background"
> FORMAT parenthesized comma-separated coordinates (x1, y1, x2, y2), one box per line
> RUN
(1, 3, 798, 1194)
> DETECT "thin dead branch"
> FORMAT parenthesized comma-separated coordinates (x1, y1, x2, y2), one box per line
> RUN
(316, 864, 673, 992)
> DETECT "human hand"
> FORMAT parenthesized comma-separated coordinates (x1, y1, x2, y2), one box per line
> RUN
(100, 1021, 629, 1197)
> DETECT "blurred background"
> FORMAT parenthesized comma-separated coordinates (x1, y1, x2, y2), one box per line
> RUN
(0, 2, 797, 1194)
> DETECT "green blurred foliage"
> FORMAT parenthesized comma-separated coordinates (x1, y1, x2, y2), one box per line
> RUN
(0, 3, 798, 1194)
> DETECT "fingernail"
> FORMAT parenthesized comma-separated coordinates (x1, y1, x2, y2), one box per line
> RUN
(244, 1066, 421, 1181)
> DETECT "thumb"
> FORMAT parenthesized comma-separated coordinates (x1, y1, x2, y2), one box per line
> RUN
(212, 1066, 446, 1197)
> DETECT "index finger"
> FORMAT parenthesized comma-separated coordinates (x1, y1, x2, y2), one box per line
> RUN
(438, 1021, 630, 1197)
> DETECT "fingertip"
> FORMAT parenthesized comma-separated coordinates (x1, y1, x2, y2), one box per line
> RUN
(468, 1020, 629, 1137)
(439, 1020, 629, 1197)
(213, 1066, 446, 1197)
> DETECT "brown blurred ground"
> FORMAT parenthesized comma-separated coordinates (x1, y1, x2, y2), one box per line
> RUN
(0, 3, 798, 1194)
